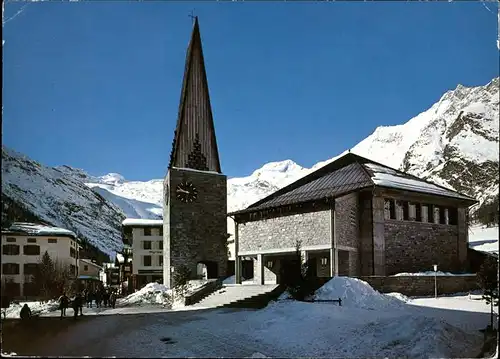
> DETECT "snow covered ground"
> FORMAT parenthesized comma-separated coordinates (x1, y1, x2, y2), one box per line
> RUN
(3, 300, 59, 319)
(2, 278, 495, 358)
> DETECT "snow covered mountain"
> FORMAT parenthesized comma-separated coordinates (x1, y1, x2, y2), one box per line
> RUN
(2, 77, 498, 256)
(1, 147, 125, 258)
(83, 78, 498, 219)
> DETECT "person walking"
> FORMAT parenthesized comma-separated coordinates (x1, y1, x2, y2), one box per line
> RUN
(79, 291, 84, 316)
(58, 292, 69, 318)
(72, 293, 82, 319)
(20, 303, 32, 320)
(109, 291, 117, 309)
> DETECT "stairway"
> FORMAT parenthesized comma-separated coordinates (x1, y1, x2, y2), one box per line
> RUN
(190, 284, 282, 309)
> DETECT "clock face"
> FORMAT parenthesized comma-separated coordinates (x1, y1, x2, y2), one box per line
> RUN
(176, 181, 198, 203)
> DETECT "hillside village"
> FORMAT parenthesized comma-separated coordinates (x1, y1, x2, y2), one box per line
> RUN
(1, 8, 499, 359)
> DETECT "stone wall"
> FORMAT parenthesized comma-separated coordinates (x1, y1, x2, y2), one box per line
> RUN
(335, 193, 359, 248)
(358, 192, 373, 276)
(239, 210, 331, 253)
(384, 220, 459, 275)
(164, 168, 228, 287)
(358, 275, 479, 297)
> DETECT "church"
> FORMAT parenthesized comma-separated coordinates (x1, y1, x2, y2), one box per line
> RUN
(162, 17, 228, 287)
(156, 17, 476, 289)
(229, 153, 477, 284)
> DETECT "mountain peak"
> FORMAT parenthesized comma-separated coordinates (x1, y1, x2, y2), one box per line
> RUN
(100, 173, 126, 185)
(253, 159, 304, 176)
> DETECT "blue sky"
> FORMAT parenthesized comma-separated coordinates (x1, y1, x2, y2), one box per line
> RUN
(3, 1, 499, 180)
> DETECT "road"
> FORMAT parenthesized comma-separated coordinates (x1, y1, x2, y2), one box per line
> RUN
(2, 306, 280, 357)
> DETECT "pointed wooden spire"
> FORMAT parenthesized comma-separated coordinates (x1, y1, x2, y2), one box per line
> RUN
(168, 17, 222, 173)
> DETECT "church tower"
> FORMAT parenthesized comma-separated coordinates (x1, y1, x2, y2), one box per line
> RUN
(163, 17, 227, 287)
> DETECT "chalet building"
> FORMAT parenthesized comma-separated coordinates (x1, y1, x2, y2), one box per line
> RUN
(229, 153, 477, 285)
(79, 258, 102, 279)
(1, 222, 81, 297)
(122, 219, 163, 290)
(77, 258, 103, 291)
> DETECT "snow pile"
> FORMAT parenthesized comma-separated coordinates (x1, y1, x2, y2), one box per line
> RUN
(4, 300, 59, 319)
(353, 314, 483, 358)
(314, 277, 407, 310)
(119, 282, 172, 307)
(1, 352, 17, 357)
(237, 299, 481, 358)
(384, 292, 410, 303)
(392, 271, 475, 276)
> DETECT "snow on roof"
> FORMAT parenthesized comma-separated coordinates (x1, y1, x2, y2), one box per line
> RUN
(122, 218, 163, 226)
(116, 253, 132, 263)
(4, 222, 78, 239)
(364, 163, 474, 201)
(79, 258, 103, 268)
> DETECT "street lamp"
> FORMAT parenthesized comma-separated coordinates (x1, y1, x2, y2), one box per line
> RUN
(433, 264, 438, 299)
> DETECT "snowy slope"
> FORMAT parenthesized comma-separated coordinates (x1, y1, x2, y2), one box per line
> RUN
(1, 147, 124, 258)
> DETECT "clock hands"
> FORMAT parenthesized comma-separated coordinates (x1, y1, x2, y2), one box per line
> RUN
(176, 188, 190, 194)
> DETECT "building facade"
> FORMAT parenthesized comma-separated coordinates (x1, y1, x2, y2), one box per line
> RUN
(79, 258, 102, 278)
(230, 153, 476, 284)
(122, 219, 163, 290)
(1, 222, 80, 297)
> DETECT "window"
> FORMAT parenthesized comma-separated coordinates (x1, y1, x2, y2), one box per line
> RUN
(159, 227, 163, 236)
(144, 227, 151, 236)
(48, 238, 57, 244)
(5, 282, 21, 297)
(158, 255, 163, 267)
(70, 265, 78, 276)
(158, 241, 163, 250)
(3, 263, 20, 275)
(266, 261, 273, 268)
(24, 245, 40, 256)
(27, 238, 37, 243)
(70, 247, 76, 258)
(408, 202, 417, 221)
(2, 244, 20, 255)
(402, 201, 409, 221)
(321, 257, 328, 266)
(6, 237, 16, 243)
(83, 265, 89, 271)
(143, 241, 152, 250)
(421, 205, 429, 222)
(143, 255, 152, 266)
(23, 263, 39, 275)
(384, 199, 396, 220)
(448, 208, 458, 225)
(415, 204, 422, 222)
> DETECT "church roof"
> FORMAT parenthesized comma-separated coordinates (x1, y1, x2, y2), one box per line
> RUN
(229, 153, 477, 216)
(168, 17, 222, 173)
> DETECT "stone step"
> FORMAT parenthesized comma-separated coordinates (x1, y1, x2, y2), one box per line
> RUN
(191, 284, 278, 309)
